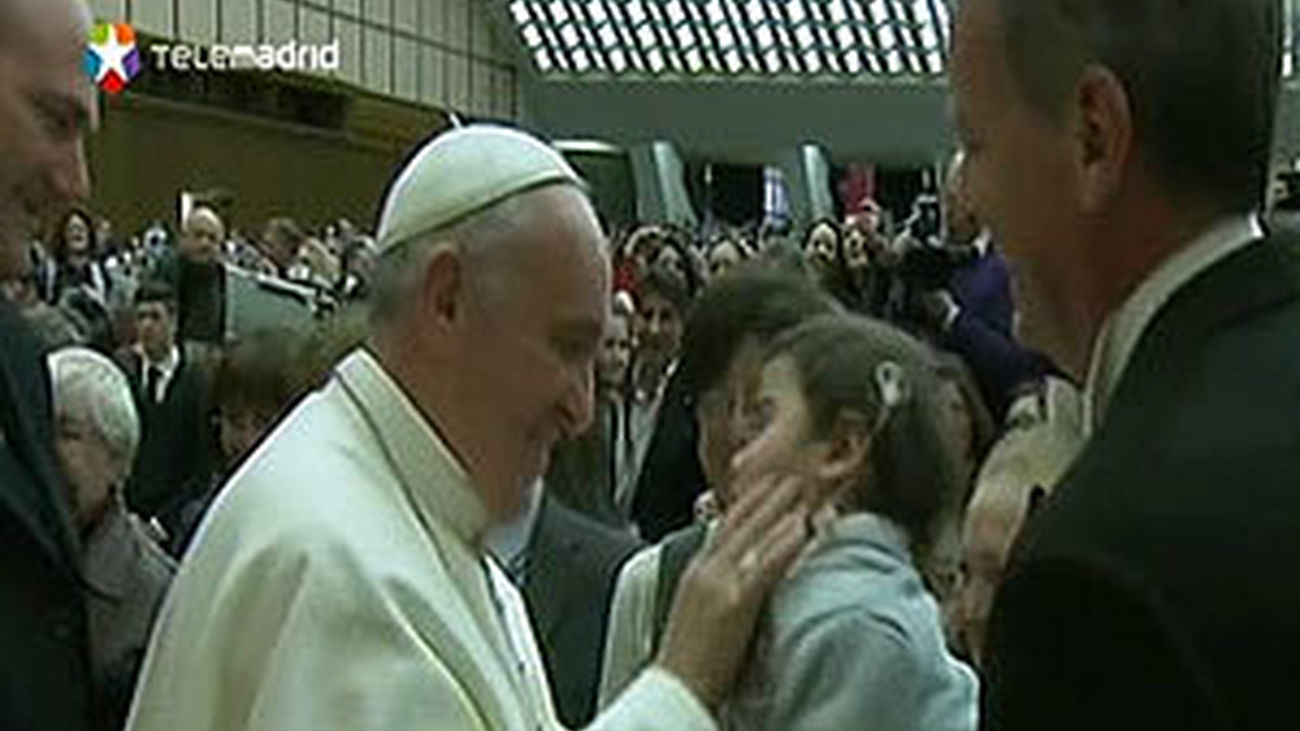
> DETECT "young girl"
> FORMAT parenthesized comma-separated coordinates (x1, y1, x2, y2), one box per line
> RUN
(722, 313, 978, 731)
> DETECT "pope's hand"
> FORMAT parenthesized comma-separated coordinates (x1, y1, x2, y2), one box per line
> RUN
(653, 473, 813, 712)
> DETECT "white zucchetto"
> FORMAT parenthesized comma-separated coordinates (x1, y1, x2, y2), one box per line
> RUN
(375, 125, 586, 254)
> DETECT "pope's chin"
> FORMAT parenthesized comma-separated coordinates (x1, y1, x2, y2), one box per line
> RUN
(483, 453, 549, 525)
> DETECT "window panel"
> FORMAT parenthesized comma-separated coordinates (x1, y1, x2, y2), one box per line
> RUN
(445, 52, 469, 110)
(421, 45, 445, 105)
(262, 0, 294, 44)
(499, 0, 953, 79)
(394, 37, 418, 100)
(89, 0, 125, 23)
(394, 0, 419, 32)
(180, 0, 218, 45)
(337, 18, 363, 84)
(302, 8, 331, 47)
(220, 0, 257, 44)
(133, 0, 173, 37)
(363, 26, 392, 93)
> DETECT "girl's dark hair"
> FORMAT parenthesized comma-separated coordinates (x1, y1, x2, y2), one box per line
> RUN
(214, 329, 310, 420)
(765, 313, 963, 556)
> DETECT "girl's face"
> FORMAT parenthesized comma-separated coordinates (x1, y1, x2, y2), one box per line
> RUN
(729, 356, 827, 502)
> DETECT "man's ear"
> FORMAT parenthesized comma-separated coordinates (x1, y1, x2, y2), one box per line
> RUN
(814, 412, 872, 485)
(1073, 64, 1133, 213)
(419, 245, 465, 330)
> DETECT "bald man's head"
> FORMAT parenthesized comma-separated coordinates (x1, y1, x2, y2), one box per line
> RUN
(179, 206, 226, 266)
(0, 0, 96, 277)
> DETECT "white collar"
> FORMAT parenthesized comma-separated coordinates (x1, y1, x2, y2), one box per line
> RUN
(484, 479, 544, 574)
(1082, 214, 1263, 434)
(136, 343, 180, 378)
(335, 348, 490, 545)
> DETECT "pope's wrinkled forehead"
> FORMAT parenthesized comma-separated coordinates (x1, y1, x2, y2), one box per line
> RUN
(375, 125, 589, 254)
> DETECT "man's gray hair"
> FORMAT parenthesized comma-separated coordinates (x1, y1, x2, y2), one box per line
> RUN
(368, 185, 573, 324)
(48, 346, 140, 463)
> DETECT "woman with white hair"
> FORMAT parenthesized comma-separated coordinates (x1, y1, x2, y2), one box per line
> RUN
(47, 347, 175, 731)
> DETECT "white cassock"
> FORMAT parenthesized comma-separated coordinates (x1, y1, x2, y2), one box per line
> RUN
(126, 348, 714, 731)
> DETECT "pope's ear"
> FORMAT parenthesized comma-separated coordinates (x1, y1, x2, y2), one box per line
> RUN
(418, 245, 465, 329)
(814, 412, 872, 484)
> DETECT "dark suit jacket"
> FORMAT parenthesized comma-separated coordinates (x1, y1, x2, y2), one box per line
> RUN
(0, 300, 92, 730)
(151, 252, 226, 346)
(950, 245, 1016, 338)
(116, 347, 215, 517)
(523, 494, 642, 728)
(984, 233, 1300, 731)
(629, 369, 707, 542)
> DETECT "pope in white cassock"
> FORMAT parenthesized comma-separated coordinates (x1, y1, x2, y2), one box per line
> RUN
(125, 125, 813, 731)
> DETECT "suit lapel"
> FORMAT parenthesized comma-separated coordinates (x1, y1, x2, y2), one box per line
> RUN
(526, 496, 582, 643)
(1116, 235, 1300, 409)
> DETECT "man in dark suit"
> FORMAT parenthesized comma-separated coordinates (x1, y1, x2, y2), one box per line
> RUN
(951, 0, 1295, 729)
(919, 152, 1057, 422)
(522, 492, 641, 728)
(116, 280, 215, 517)
(0, 1, 100, 727)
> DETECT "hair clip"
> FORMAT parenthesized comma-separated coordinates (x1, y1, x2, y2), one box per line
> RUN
(871, 360, 908, 436)
(875, 361, 907, 409)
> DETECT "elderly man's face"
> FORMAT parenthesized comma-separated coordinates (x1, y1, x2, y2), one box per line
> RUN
(180, 208, 226, 265)
(0, 0, 97, 278)
(951, 0, 1082, 358)
(951, 488, 1031, 669)
(451, 187, 609, 521)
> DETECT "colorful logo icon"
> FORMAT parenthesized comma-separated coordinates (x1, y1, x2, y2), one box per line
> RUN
(84, 23, 142, 94)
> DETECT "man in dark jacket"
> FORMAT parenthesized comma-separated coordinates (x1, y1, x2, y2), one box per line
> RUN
(115, 280, 215, 517)
(951, 0, 1298, 729)
(0, 0, 100, 727)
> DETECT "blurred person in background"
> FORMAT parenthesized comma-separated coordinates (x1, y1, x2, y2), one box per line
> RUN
(259, 217, 306, 281)
(624, 265, 691, 527)
(804, 218, 865, 311)
(948, 378, 1082, 668)
(546, 305, 634, 527)
(706, 234, 749, 281)
(45, 208, 109, 305)
(115, 280, 215, 518)
(153, 205, 228, 345)
(159, 328, 310, 558)
(49, 346, 174, 731)
(910, 153, 1058, 422)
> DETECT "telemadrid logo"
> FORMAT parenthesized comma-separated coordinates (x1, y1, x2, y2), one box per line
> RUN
(83, 21, 340, 91)
(85, 22, 142, 94)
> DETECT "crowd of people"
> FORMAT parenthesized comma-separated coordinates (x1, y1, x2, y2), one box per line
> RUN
(3, 0, 1299, 731)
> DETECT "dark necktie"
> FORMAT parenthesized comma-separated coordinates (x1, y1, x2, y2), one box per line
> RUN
(145, 365, 163, 404)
